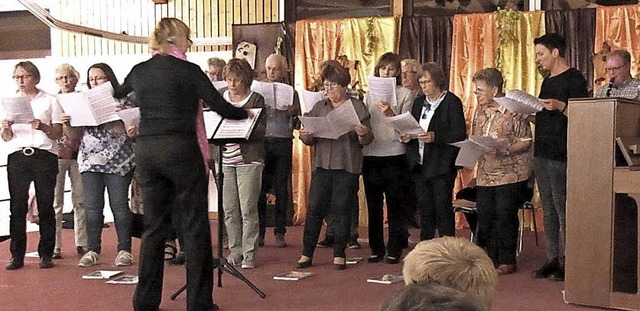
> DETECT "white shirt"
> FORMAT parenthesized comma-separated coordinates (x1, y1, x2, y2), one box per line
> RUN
(418, 91, 447, 164)
(2, 90, 63, 155)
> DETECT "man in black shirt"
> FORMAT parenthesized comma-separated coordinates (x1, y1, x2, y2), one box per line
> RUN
(531, 33, 588, 282)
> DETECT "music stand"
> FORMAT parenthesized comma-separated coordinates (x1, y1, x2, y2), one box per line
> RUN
(172, 111, 266, 300)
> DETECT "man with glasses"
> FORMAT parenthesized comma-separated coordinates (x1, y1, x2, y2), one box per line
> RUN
(51, 64, 86, 259)
(594, 49, 640, 99)
(401, 59, 423, 98)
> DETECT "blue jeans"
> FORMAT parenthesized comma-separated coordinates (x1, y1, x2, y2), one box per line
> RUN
(82, 171, 133, 254)
(534, 157, 566, 262)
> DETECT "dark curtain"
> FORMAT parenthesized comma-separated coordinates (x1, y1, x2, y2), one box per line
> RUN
(232, 22, 296, 84)
(398, 16, 454, 78)
(545, 8, 596, 91)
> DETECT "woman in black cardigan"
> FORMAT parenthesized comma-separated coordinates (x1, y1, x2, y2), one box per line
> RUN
(401, 62, 467, 241)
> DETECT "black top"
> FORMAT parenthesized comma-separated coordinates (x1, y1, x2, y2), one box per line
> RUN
(405, 92, 467, 178)
(116, 55, 247, 138)
(535, 67, 588, 161)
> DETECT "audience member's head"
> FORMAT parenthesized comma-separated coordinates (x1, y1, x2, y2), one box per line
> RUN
(265, 53, 288, 83)
(605, 49, 632, 85)
(55, 63, 80, 94)
(402, 237, 497, 311)
(382, 282, 484, 311)
(207, 57, 226, 82)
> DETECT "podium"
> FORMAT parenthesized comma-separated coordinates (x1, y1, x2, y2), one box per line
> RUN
(566, 97, 640, 310)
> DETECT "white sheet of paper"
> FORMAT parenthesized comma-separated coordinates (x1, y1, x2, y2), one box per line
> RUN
(203, 110, 223, 138)
(1, 96, 35, 124)
(273, 82, 294, 110)
(450, 135, 506, 167)
(301, 90, 325, 113)
(387, 111, 424, 136)
(58, 82, 121, 126)
(116, 107, 140, 129)
(494, 90, 544, 115)
(250, 81, 275, 108)
(212, 81, 228, 91)
(299, 100, 361, 139)
(213, 108, 262, 140)
(366, 76, 398, 106)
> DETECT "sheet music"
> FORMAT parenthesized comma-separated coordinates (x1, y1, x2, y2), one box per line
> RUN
(203, 110, 223, 138)
(213, 108, 262, 140)
(1, 96, 35, 123)
(366, 76, 398, 106)
(493, 90, 544, 115)
(273, 82, 294, 110)
(388, 111, 424, 136)
(301, 90, 325, 113)
(212, 81, 228, 92)
(250, 81, 275, 108)
(299, 100, 361, 139)
(116, 107, 140, 129)
(57, 82, 121, 126)
(450, 135, 506, 168)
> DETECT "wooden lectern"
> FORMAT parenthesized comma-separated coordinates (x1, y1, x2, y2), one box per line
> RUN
(566, 97, 640, 310)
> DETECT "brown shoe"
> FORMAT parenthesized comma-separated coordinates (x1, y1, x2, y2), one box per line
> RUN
(496, 264, 516, 275)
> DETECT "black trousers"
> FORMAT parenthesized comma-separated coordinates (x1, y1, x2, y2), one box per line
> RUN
(258, 138, 292, 236)
(133, 136, 214, 311)
(302, 168, 358, 258)
(476, 181, 528, 266)
(412, 170, 457, 240)
(363, 155, 409, 258)
(7, 149, 58, 261)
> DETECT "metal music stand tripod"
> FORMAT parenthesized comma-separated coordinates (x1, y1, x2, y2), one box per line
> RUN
(171, 127, 266, 300)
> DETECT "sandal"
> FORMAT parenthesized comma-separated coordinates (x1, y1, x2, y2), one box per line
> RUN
(164, 244, 177, 261)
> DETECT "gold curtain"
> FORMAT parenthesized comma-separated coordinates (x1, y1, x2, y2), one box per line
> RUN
(341, 16, 401, 92)
(499, 11, 546, 96)
(595, 4, 640, 81)
(449, 12, 499, 195)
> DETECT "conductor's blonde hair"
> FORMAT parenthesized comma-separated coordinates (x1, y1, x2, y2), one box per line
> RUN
(402, 237, 497, 311)
(149, 18, 191, 54)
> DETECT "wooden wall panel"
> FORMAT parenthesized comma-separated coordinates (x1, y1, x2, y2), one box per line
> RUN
(52, 0, 282, 57)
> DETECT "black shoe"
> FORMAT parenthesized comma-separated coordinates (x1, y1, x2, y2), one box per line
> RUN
(532, 259, 559, 279)
(39, 258, 54, 269)
(169, 252, 185, 265)
(5, 259, 24, 270)
(347, 236, 361, 249)
(76, 246, 87, 255)
(317, 236, 334, 248)
(296, 259, 313, 269)
(52, 252, 62, 260)
(386, 256, 401, 264)
(548, 269, 565, 281)
(367, 255, 384, 263)
(258, 233, 265, 247)
(333, 257, 347, 270)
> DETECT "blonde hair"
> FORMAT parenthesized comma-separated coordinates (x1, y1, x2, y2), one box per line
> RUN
(55, 63, 80, 80)
(402, 237, 497, 311)
(149, 17, 191, 54)
(401, 58, 422, 76)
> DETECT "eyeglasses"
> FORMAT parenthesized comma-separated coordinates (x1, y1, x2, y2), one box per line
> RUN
(323, 82, 340, 90)
(473, 89, 486, 95)
(55, 75, 76, 81)
(89, 76, 108, 83)
(605, 64, 626, 72)
(418, 79, 432, 85)
(12, 74, 33, 81)
(402, 71, 417, 77)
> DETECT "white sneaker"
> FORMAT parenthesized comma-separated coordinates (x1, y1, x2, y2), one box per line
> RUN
(114, 250, 133, 266)
(241, 257, 255, 269)
(226, 254, 242, 267)
(78, 251, 100, 267)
